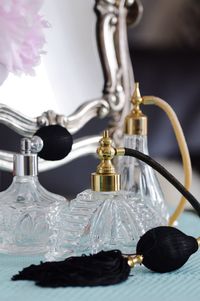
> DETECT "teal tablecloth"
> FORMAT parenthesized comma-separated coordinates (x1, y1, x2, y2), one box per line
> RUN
(0, 211, 200, 301)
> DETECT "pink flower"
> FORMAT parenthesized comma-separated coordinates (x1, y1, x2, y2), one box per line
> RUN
(0, 0, 48, 75)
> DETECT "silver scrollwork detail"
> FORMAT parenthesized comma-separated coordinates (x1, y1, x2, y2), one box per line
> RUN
(37, 98, 110, 134)
(0, 103, 38, 137)
(96, 0, 136, 145)
(0, 136, 100, 172)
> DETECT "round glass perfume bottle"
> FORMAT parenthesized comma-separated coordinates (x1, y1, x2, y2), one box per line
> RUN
(50, 131, 166, 260)
(119, 83, 169, 222)
(0, 136, 68, 255)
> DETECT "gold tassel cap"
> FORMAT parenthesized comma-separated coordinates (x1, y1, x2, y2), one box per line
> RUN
(91, 131, 121, 192)
(127, 255, 144, 268)
(124, 82, 147, 135)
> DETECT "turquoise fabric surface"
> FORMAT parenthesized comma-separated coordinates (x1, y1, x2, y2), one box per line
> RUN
(0, 211, 200, 301)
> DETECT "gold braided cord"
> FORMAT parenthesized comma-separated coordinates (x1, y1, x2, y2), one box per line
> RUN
(142, 96, 192, 226)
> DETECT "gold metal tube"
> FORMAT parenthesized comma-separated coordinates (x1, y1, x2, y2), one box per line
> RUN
(127, 255, 143, 268)
(197, 237, 200, 247)
(125, 114, 147, 135)
(91, 173, 120, 192)
(115, 147, 125, 156)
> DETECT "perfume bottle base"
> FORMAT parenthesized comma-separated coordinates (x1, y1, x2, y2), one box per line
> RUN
(51, 243, 138, 261)
(0, 245, 48, 256)
(52, 189, 167, 260)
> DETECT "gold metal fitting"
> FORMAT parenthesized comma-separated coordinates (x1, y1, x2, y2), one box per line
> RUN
(91, 130, 121, 192)
(115, 147, 125, 157)
(124, 82, 147, 135)
(127, 255, 143, 268)
(197, 237, 200, 247)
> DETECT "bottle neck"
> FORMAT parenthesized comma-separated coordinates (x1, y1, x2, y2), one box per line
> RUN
(13, 175, 39, 183)
(124, 134, 149, 154)
(14, 154, 38, 176)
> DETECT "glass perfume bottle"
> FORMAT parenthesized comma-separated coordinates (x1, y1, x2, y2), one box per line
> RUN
(119, 83, 169, 222)
(50, 131, 166, 260)
(0, 136, 68, 255)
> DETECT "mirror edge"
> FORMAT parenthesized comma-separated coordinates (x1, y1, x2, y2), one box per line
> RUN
(0, 0, 142, 172)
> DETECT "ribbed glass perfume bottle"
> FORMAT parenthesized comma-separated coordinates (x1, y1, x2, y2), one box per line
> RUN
(0, 137, 68, 255)
(49, 131, 166, 260)
(121, 134, 169, 220)
(119, 83, 169, 222)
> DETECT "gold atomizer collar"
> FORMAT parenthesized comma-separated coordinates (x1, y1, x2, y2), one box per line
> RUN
(124, 82, 147, 136)
(91, 130, 120, 192)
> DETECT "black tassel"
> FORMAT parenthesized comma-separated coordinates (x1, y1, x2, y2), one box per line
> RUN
(35, 125, 73, 161)
(12, 229, 199, 286)
(137, 226, 198, 273)
(12, 250, 130, 287)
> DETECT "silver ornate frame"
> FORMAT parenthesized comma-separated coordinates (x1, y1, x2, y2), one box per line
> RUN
(0, 0, 142, 172)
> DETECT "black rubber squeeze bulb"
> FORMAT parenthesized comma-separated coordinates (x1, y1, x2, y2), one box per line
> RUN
(34, 125, 73, 160)
(137, 226, 199, 273)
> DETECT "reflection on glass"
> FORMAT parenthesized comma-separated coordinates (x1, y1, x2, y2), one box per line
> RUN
(0, 0, 103, 117)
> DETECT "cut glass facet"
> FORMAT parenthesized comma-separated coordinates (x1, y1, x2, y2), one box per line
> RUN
(51, 189, 166, 260)
(119, 135, 169, 221)
(0, 176, 67, 255)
